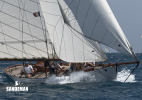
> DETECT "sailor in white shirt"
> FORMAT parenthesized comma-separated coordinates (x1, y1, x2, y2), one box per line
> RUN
(23, 62, 36, 77)
(24, 64, 33, 74)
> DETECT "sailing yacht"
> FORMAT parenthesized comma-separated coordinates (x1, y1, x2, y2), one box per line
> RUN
(0, 0, 139, 82)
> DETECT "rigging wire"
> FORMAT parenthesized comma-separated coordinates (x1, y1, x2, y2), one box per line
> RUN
(20, 0, 43, 57)
(0, 31, 47, 53)
(0, 0, 60, 18)
(124, 62, 139, 82)
(36, 0, 50, 60)
(0, 10, 49, 33)
(56, 0, 105, 62)
(0, 0, 12, 57)
(21, 0, 26, 66)
(0, 0, 55, 59)
(0, 0, 106, 61)
(61, 0, 107, 61)
(0, 21, 45, 42)
(67, 25, 107, 62)
(0, 41, 40, 57)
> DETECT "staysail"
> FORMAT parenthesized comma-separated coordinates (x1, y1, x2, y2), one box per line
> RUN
(0, 0, 58, 60)
(56, 0, 137, 59)
(39, 0, 108, 62)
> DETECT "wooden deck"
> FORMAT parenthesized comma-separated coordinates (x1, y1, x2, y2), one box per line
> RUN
(5, 65, 71, 78)
(5, 65, 103, 79)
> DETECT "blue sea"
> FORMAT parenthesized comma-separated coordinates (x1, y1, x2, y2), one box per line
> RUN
(0, 53, 142, 100)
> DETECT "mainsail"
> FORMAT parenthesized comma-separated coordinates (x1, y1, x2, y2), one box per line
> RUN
(0, 0, 58, 60)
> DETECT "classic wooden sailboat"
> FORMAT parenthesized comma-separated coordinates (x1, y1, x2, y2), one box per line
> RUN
(0, 0, 140, 82)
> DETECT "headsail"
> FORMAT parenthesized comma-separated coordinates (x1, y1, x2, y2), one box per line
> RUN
(0, 0, 58, 60)
(39, 0, 108, 62)
(57, 0, 137, 59)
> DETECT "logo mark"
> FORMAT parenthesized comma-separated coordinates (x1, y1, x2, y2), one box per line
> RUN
(15, 81, 20, 86)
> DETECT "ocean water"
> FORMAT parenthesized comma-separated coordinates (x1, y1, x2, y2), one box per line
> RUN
(0, 53, 142, 100)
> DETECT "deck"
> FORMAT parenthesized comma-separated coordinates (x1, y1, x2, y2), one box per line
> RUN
(5, 65, 103, 79)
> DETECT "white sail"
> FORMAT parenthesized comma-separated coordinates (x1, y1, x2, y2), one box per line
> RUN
(39, 0, 108, 62)
(0, 0, 58, 59)
(56, 0, 136, 59)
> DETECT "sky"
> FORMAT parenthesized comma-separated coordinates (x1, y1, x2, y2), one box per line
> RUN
(106, 0, 142, 52)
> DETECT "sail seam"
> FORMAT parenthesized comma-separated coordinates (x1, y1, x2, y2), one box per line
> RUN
(0, 41, 39, 57)
(19, 0, 31, 58)
(64, 1, 76, 61)
(0, 40, 45, 44)
(0, 11, 50, 32)
(36, 0, 50, 59)
(58, 20, 65, 59)
(0, 0, 12, 57)
(56, 0, 74, 61)
(74, 0, 86, 62)
(0, 50, 18, 58)
(0, 31, 47, 54)
(45, 22, 56, 27)
(101, 28, 109, 42)
(67, 24, 107, 57)
(80, 2, 93, 62)
(0, 0, 42, 18)
(20, 0, 43, 57)
(0, 0, 61, 17)
(82, 2, 92, 31)
(0, 22, 45, 42)
(67, 24, 107, 61)
(39, 0, 57, 4)
(61, 0, 75, 11)
(90, 10, 103, 38)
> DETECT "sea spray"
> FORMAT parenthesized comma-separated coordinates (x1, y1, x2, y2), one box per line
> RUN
(45, 69, 136, 84)
(116, 69, 136, 83)
(45, 71, 97, 84)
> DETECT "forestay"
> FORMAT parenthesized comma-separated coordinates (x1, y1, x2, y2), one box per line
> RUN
(39, 0, 108, 62)
(0, 0, 58, 60)
(57, 0, 137, 59)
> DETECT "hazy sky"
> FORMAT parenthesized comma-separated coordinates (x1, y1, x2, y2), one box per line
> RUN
(106, 0, 142, 52)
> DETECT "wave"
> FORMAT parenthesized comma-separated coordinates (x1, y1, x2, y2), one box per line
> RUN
(116, 69, 136, 83)
(45, 69, 136, 84)
(45, 71, 96, 84)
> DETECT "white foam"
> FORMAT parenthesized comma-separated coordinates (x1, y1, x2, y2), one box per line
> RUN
(45, 71, 96, 84)
(116, 69, 136, 83)
(45, 69, 136, 84)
